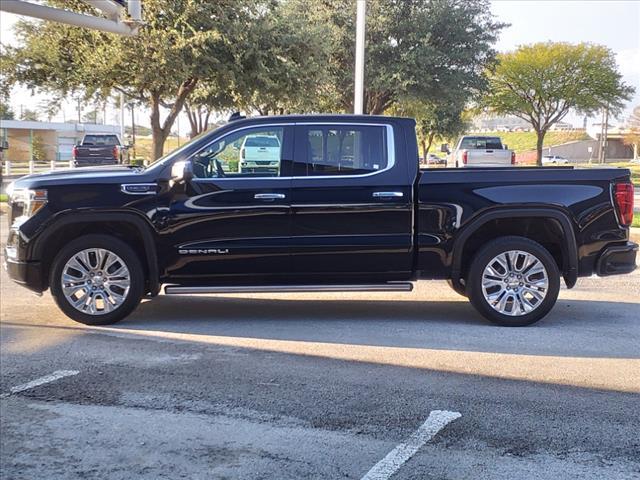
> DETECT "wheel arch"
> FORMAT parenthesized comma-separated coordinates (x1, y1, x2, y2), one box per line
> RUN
(450, 208, 578, 294)
(32, 211, 160, 296)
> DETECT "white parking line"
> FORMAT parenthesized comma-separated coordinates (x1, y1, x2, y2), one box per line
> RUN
(360, 410, 462, 480)
(0, 370, 80, 399)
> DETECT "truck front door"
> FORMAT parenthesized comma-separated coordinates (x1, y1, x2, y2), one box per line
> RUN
(164, 125, 293, 282)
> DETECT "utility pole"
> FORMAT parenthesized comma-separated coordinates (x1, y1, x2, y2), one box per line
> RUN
(601, 106, 609, 164)
(353, 0, 366, 115)
(130, 102, 136, 159)
(119, 92, 125, 141)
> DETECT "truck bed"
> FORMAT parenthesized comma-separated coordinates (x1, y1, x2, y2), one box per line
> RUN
(416, 165, 632, 279)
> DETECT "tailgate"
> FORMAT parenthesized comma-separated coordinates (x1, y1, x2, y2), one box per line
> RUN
(77, 146, 113, 158)
(467, 150, 511, 166)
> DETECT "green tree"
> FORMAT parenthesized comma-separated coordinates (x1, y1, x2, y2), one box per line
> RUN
(391, 98, 468, 156)
(303, 0, 504, 114)
(0, 100, 14, 120)
(232, 0, 334, 115)
(20, 108, 39, 121)
(2, 0, 281, 160)
(484, 42, 634, 165)
(31, 133, 47, 161)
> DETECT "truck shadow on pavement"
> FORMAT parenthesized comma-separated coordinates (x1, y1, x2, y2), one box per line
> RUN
(106, 295, 639, 358)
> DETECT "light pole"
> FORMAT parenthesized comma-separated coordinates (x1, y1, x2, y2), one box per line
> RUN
(353, 0, 366, 115)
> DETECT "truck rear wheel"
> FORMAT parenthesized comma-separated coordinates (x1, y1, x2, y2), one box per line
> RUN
(50, 234, 144, 325)
(466, 236, 560, 326)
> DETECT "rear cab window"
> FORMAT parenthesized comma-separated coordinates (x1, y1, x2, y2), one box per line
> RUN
(459, 137, 503, 150)
(82, 135, 120, 146)
(295, 125, 388, 176)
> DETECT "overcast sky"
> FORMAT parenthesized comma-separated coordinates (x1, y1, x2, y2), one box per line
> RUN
(1, 0, 639, 132)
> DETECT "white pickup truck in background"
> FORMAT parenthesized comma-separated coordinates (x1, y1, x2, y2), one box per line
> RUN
(446, 135, 515, 168)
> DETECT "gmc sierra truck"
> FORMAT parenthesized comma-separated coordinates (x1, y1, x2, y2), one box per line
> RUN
(4, 115, 637, 327)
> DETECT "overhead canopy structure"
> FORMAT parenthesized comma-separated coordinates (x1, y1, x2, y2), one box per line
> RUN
(0, 0, 142, 36)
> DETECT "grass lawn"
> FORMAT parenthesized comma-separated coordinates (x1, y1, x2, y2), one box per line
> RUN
(0, 193, 7, 202)
(131, 136, 188, 163)
(475, 130, 590, 153)
(633, 213, 640, 228)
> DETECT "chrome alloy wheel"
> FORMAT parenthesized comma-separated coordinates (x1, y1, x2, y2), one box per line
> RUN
(61, 248, 131, 315)
(481, 250, 549, 316)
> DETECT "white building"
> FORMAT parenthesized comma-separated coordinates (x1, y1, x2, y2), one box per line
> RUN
(0, 119, 121, 162)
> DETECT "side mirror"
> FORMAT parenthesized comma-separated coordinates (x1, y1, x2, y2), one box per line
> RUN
(503, 144, 508, 150)
(171, 160, 193, 183)
(440, 143, 450, 154)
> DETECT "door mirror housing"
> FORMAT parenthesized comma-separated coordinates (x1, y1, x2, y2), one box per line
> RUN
(440, 143, 450, 154)
(503, 144, 508, 150)
(171, 160, 193, 183)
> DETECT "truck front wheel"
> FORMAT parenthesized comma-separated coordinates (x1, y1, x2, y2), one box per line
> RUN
(466, 236, 560, 326)
(49, 234, 145, 325)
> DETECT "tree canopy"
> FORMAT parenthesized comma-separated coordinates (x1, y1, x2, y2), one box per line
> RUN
(2, 0, 309, 159)
(2, 0, 506, 161)
(483, 42, 634, 164)
(302, 0, 504, 114)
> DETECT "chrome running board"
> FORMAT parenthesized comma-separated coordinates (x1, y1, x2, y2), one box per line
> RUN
(164, 283, 413, 295)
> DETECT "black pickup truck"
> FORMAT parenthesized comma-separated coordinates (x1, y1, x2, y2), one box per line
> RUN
(4, 115, 637, 326)
(72, 134, 129, 167)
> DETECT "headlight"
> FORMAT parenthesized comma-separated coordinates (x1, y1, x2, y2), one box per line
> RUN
(10, 188, 48, 226)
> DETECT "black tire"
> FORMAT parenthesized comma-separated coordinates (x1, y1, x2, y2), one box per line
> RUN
(467, 236, 560, 327)
(49, 234, 144, 325)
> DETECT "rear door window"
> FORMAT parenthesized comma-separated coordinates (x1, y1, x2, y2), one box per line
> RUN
(296, 125, 388, 176)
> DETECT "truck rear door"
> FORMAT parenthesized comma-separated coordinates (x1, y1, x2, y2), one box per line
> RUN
(289, 122, 414, 279)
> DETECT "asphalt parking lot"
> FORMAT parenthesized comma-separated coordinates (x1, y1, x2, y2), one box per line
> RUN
(1, 216, 639, 479)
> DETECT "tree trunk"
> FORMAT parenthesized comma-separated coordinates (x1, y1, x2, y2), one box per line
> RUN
(420, 139, 426, 161)
(150, 93, 169, 161)
(535, 129, 545, 167)
(425, 132, 435, 155)
(148, 78, 198, 161)
(151, 124, 169, 161)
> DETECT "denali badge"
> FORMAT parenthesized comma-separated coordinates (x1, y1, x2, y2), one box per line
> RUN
(179, 248, 229, 255)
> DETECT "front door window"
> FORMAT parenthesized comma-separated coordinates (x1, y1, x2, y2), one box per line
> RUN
(191, 128, 284, 179)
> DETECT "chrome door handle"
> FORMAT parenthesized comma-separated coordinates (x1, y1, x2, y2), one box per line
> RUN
(254, 193, 286, 200)
(372, 191, 404, 198)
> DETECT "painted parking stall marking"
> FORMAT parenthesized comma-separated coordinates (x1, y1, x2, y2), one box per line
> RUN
(0, 370, 80, 398)
(361, 410, 462, 480)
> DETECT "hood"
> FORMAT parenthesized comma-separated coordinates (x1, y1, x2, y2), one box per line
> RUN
(10, 165, 152, 189)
